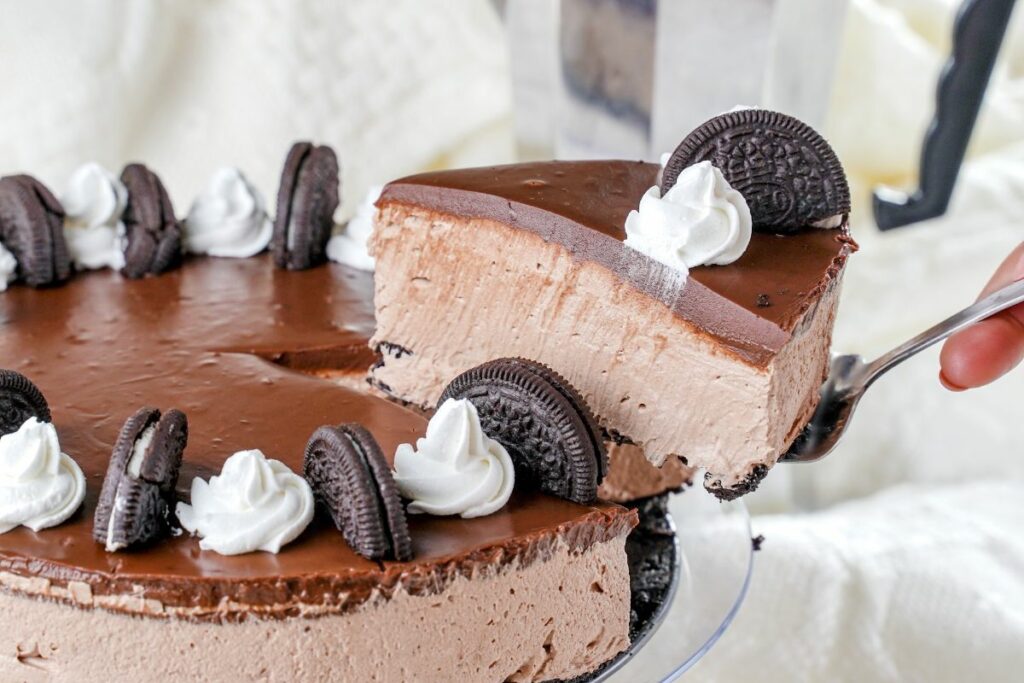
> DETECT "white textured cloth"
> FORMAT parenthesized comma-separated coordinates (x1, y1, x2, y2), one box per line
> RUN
(690, 482, 1024, 683)
(0, 0, 513, 220)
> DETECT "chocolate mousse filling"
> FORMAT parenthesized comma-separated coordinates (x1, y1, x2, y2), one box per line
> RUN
(0, 256, 636, 621)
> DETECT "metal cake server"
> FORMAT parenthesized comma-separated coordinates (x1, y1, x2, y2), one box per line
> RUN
(782, 277, 1024, 463)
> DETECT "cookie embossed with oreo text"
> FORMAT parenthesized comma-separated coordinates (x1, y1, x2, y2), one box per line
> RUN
(661, 109, 850, 233)
(440, 357, 607, 504)
(0, 370, 52, 435)
(303, 423, 412, 562)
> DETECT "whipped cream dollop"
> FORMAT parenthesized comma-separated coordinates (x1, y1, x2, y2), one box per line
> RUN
(0, 241, 17, 291)
(326, 185, 381, 271)
(625, 161, 752, 275)
(393, 398, 515, 519)
(0, 418, 86, 535)
(61, 162, 129, 271)
(176, 449, 314, 555)
(183, 167, 273, 258)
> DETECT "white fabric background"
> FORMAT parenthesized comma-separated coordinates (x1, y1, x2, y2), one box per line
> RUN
(0, 0, 514, 222)
(1, 1, 1022, 681)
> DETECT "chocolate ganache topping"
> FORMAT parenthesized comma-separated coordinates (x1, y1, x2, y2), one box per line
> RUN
(0, 256, 635, 620)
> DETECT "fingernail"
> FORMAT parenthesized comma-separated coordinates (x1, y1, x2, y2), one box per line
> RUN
(939, 370, 967, 392)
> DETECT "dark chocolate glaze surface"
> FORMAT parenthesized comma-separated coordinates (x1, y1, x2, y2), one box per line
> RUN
(0, 256, 634, 617)
(381, 160, 855, 366)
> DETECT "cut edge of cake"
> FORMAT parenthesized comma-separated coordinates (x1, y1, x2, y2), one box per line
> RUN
(368, 162, 852, 498)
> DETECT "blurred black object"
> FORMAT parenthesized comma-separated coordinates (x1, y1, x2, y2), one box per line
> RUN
(874, 0, 1017, 230)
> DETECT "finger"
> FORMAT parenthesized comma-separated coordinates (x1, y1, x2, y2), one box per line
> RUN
(939, 313, 1024, 389)
(940, 242, 1024, 390)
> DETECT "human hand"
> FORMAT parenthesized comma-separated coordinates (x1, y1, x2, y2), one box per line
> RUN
(940, 242, 1024, 391)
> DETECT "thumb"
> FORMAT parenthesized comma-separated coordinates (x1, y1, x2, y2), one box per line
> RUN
(939, 241, 1024, 391)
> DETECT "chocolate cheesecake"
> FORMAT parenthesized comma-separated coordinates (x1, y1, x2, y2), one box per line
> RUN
(0, 107, 846, 679)
(0, 255, 637, 682)
(369, 111, 855, 498)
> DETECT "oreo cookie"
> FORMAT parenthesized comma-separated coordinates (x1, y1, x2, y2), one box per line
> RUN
(0, 174, 71, 287)
(120, 164, 182, 279)
(0, 369, 51, 435)
(272, 141, 340, 271)
(94, 407, 188, 552)
(440, 358, 607, 504)
(661, 109, 850, 233)
(303, 423, 412, 562)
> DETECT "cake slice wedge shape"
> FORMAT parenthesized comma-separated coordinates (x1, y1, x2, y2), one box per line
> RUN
(370, 157, 854, 499)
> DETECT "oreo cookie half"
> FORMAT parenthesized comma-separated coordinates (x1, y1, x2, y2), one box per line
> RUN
(0, 369, 52, 436)
(440, 358, 607, 504)
(303, 423, 412, 562)
(93, 407, 188, 552)
(661, 109, 850, 233)
(120, 164, 183, 279)
(272, 141, 340, 271)
(0, 175, 71, 287)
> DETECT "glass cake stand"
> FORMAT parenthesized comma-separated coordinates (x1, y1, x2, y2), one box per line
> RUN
(600, 483, 754, 682)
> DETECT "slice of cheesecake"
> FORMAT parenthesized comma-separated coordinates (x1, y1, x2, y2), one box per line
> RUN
(370, 158, 854, 498)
